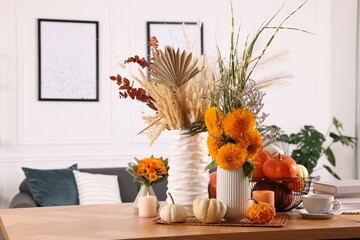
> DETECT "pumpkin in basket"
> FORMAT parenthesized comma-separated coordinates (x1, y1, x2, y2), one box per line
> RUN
(253, 179, 294, 211)
(262, 154, 298, 179)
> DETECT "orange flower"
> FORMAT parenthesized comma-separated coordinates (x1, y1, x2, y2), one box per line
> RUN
(216, 143, 247, 170)
(137, 163, 147, 176)
(245, 130, 263, 159)
(207, 135, 222, 159)
(149, 174, 158, 181)
(147, 167, 156, 175)
(222, 108, 256, 141)
(128, 156, 168, 186)
(205, 107, 224, 137)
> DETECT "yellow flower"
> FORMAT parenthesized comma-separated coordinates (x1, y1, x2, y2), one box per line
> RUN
(222, 108, 256, 141)
(205, 107, 224, 137)
(149, 173, 158, 181)
(207, 135, 222, 159)
(216, 143, 247, 170)
(245, 130, 263, 159)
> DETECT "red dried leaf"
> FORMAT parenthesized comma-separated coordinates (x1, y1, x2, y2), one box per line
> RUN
(123, 78, 130, 86)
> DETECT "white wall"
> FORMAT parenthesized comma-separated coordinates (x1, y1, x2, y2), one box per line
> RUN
(0, 0, 357, 208)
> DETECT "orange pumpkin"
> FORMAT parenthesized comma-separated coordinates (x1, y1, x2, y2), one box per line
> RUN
(252, 161, 264, 182)
(252, 149, 270, 164)
(262, 154, 298, 179)
(209, 172, 217, 198)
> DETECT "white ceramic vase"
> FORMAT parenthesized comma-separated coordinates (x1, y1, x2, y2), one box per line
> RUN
(216, 167, 251, 220)
(167, 130, 210, 215)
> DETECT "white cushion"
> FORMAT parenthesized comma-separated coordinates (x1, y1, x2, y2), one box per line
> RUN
(73, 171, 122, 205)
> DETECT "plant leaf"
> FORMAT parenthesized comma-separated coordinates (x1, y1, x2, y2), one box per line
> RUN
(205, 160, 218, 171)
(151, 47, 200, 87)
(333, 117, 343, 130)
(152, 175, 168, 185)
(324, 147, 336, 166)
(323, 164, 341, 180)
(243, 159, 255, 179)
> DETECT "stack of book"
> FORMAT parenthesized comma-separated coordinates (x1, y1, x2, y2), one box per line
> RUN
(313, 179, 360, 211)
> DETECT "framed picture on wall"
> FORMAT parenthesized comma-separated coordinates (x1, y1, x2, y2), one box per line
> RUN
(38, 19, 99, 101)
(146, 21, 204, 62)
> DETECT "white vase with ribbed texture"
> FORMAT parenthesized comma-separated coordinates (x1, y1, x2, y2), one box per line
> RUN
(216, 167, 250, 220)
(167, 130, 210, 215)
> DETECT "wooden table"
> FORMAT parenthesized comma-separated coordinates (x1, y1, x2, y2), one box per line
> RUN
(0, 203, 360, 240)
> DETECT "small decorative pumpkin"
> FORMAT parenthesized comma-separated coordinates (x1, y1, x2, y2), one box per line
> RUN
(246, 199, 276, 224)
(252, 149, 270, 164)
(297, 164, 309, 179)
(193, 198, 227, 223)
(286, 178, 305, 192)
(209, 171, 217, 199)
(265, 144, 284, 157)
(253, 179, 295, 211)
(252, 161, 264, 182)
(263, 154, 299, 179)
(159, 193, 188, 223)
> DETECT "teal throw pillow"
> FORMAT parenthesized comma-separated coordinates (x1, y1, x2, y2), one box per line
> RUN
(22, 164, 79, 206)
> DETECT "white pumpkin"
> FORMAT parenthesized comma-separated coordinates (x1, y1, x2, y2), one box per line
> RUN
(265, 144, 284, 156)
(297, 164, 309, 178)
(159, 193, 188, 223)
(193, 198, 227, 224)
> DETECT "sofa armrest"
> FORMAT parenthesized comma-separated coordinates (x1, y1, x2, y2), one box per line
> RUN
(9, 192, 37, 208)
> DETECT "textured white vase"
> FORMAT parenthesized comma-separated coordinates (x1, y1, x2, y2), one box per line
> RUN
(216, 167, 250, 220)
(167, 130, 210, 215)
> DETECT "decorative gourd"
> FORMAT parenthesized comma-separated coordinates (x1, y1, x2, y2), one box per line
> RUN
(286, 178, 305, 192)
(193, 198, 227, 223)
(246, 199, 276, 224)
(297, 164, 309, 179)
(159, 193, 188, 223)
(265, 144, 284, 157)
(263, 154, 299, 179)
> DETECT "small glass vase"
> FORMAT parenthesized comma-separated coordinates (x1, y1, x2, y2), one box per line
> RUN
(133, 185, 159, 214)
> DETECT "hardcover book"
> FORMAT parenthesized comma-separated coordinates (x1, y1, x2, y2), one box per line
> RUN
(313, 179, 360, 196)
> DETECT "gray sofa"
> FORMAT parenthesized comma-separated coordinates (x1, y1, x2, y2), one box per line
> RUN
(9, 167, 168, 208)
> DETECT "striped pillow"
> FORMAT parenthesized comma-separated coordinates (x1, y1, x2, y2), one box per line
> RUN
(73, 171, 122, 205)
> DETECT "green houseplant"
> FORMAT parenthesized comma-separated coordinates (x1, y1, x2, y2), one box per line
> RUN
(267, 117, 356, 179)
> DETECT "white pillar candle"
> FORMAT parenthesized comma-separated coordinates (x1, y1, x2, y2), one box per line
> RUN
(138, 193, 157, 218)
(253, 190, 275, 206)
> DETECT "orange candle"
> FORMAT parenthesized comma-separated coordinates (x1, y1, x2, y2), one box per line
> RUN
(138, 193, 157, 218)
(252, 190, 275, 206)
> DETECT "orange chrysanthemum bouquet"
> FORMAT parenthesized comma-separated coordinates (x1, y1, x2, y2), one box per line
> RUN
(204, 2, 308, 177)
(126, 156, 169, 187)
(205, 107, 262, 171)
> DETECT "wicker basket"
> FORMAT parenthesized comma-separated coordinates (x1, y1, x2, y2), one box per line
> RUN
(251, 178, 311, 212)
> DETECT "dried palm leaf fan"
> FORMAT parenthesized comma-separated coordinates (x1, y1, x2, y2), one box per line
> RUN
(150, 46, 201, 87)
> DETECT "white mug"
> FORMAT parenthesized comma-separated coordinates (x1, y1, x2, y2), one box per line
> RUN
(302, 194, 341, 214)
